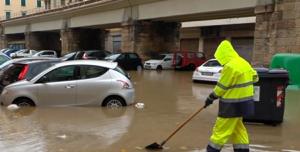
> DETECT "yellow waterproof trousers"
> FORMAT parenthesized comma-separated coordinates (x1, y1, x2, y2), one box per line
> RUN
(208, 117, 249, 151)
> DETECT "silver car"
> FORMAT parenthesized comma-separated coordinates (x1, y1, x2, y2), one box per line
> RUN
(0, 60, 135, 107)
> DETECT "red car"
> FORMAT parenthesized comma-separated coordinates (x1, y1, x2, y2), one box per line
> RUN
(173, 51, 206, 70)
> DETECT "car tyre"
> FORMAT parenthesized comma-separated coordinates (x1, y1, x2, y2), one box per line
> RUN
(102, 96, 126, 108)
(156, 65, 163, 71)
(13, 98, 35, 107)
(189, 64, 196, 70)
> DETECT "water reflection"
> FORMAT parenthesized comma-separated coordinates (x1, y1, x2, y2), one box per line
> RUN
(0, 107, 134, 152)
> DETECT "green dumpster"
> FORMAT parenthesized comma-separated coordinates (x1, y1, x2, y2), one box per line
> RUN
(270, 53, 300, 86)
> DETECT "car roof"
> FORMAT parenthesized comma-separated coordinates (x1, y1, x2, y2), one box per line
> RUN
(13, 58, 61, 64)
(54, 60, 118, 69)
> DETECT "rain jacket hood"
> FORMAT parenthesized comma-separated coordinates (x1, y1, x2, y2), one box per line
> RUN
(214, 40, 240, 65)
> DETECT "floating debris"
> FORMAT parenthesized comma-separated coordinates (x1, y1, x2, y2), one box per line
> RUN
(135, 103, 145, 109)
(135, 146, 143, 150)
(56, 134, 67, 139)
(180, 146, 188, 150)
(7, 104, 20, 111)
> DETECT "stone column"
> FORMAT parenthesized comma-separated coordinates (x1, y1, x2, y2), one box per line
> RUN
(253, 0, 300, 66)
(0, 26, 7, 48)
(61, 29, 78, 55)
(25, 32, 41, 50)
(121, 21, 180, 59)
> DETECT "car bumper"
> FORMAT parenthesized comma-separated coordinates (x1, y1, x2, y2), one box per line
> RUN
(192, 71, 220, 82)
(0, 91, 12, 106)
(119, 88, 135, 106)
(143, 64, 157, 70)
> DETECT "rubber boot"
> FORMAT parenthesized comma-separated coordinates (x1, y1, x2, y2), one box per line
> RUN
(234, 148, 250, 152)
(207, 145, 220, 152)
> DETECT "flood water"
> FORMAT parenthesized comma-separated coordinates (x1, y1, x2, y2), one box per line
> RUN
(0, 70, 299, 152)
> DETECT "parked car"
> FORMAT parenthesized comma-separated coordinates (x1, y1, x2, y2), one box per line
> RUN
(10, 49, 37, 58)
(0, 48, 9, 53)
(0, 59, 61, 93)
(3, 48, 19, 57)
(105, 53, 143, 70)
(192, 59, 222, 82)
(33, 50, 58, 58)
(0, 53, 11, 67)
(0, 57, 58, 71)
(173, 51, 206, 70)
(0, 60, 135, 107)
(144, 53, 174, 70)
(61, 50, 112, 61)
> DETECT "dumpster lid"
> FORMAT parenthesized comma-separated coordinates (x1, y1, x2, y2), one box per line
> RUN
(269, 69, 288, 74)
(254, 67, 269, 73)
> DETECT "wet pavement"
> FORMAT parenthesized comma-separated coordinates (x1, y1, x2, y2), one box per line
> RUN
(0, 70, 299, 152)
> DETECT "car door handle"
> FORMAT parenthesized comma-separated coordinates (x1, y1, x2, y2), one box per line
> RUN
(65, 84, 76, 89)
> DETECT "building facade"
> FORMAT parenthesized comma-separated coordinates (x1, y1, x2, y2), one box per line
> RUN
(44, 0, 85, 9)
(0, 0, 45, 20)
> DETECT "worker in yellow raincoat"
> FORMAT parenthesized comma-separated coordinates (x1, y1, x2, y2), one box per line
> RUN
(204, 40, 258, 152)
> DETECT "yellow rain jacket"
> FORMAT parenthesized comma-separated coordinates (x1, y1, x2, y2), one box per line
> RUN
(213, 40, 258, 117)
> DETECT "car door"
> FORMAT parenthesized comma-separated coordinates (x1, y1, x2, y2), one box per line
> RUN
(35, 65, 78, 106)
(162, 57, 173, 69)
(128, 53, 140, 70)
(76, 65, 111, 105)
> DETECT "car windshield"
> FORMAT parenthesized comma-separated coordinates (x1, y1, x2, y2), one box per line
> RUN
(105, 54, 120, 60)
(203, 60, 221, 67)
(152, 55, 166, 60)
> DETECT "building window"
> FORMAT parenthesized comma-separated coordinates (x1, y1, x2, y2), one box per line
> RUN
(21, 0, 26, 6)
(21, 11, 27, 16)
(5, 0, 10, 5)
(5, 11, 11, 19)
(61, 0, 65, 6)
(112, 35, 121, 53)
(37, 0, 42, 7)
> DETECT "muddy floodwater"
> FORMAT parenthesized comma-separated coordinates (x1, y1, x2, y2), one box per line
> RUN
(0, 71, 299, 152)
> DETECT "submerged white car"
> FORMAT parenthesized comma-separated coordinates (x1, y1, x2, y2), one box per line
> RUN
(0, 60, 135, 107)
(192, 59, 222, 82)
(144, 54, 173, 70)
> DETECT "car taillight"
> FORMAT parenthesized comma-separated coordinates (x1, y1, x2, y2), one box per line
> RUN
(117, 80, 131, 89)
(82, 53, 88, 59)
(18, 65, 29, 80)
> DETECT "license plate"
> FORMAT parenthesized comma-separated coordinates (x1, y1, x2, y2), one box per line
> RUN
(201, 72, 213, 76)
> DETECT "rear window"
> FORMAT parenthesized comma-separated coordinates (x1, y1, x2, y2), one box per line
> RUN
(203, 60, 221, 67)
(79, 65, 108, 79)
(0, 64, 26, 85)
(27, 62, 57, 80)
(128, 53, 139, 59)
